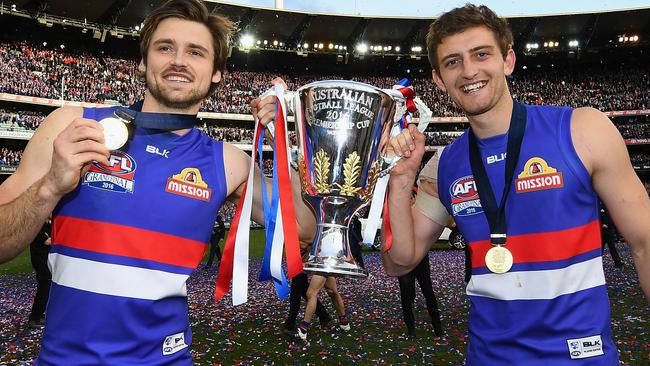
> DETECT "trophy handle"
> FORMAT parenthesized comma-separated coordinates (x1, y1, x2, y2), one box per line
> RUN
(376, 91, 432, 177)
(257, 87, 296, 139)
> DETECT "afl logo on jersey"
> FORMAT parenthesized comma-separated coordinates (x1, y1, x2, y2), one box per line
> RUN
(82, 151, 137, 193)
(450, 176, 483, 216)
(515, 157, 564, 193)
(165, 168, 212, 202)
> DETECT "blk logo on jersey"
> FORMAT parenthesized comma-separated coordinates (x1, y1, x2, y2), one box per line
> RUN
(82, 151, 136, 193)
(162, 331, 188, 356)
(566, 335, 604, 359)
(450, 176, 483, 216)
(146, 145, 170, 158)
(165, 168, 212, 202)
(515, 157, 564, 193)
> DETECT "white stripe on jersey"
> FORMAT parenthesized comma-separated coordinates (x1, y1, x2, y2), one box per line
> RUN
(466, 256, 606, 301)
(49, 253, 188, 300)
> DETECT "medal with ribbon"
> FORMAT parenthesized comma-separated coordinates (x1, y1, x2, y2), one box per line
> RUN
(100, 100, 198, 150)
(468, 101, 527, 274)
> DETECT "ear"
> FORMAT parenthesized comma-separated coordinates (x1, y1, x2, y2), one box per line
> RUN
(211, 70, 222, 84)
(504, 48, 516, 76)
(431, 69, 447, 92)
(138, 59, 146, 74)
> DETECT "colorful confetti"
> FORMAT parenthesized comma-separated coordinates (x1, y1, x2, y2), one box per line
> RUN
(0, 245, 648, 365)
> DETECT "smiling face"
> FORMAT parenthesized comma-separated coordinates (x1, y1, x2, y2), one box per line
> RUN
(139, 17, 222, 112)
(432, 26, 515, 117)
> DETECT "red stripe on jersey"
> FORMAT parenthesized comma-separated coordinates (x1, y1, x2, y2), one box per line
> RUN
(52, 216, 206, 268)
(469, 220, 601, 268)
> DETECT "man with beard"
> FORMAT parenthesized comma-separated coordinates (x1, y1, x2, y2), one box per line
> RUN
(0, 0, 314, 364)
(382, 4, 649, 366)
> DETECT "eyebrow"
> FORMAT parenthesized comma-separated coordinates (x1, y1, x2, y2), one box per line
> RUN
(152, 38, 211, 54)
(440, 45, 495, 63)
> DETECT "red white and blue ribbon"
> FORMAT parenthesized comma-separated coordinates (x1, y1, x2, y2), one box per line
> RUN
(215, 122, 259, 305)
(362, 78, 418, 250)
(215, 84, 302, 305)
(258, 84, 304, 299)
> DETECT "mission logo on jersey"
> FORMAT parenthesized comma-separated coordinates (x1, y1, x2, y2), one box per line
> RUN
(515, 157, 564, 193)
(165, 168, 212, 202)
(82, 151, 137, 193)
(450, 175, 483, 216)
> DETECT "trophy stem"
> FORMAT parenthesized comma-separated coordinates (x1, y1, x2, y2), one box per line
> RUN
(304, 222, 368, 278)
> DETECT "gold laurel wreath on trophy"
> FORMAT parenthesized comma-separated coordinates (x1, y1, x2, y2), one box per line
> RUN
(361, 161, 380, 203)
(298, 156, 308, 190)
(314, 149, 332, 194)
(334, 151, 362, 197)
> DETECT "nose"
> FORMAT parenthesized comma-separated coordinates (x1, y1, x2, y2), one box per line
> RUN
(461, 59, 479, 80)
(171, 50, 188, 67)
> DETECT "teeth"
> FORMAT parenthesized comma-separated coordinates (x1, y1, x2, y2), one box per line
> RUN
(462, 82, 486, 92)
(166, 75, 190, 82)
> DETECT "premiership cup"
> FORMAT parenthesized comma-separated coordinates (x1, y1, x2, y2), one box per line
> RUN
(279, 80, 408, 278)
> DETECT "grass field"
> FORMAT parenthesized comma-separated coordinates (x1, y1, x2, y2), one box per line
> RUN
(1, 234, 647, 365)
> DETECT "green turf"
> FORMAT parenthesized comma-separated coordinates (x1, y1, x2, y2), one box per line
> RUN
(0, 249, 31, 274)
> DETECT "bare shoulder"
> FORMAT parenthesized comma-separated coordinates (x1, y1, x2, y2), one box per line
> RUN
(221, 142, 252, 196)
(570, 107, 623, 174)
(35, 106, 84, 139)
(0, 106, 83, 204)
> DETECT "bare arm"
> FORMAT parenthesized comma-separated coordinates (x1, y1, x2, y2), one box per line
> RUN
(0, 107, 110, 263)
(572, 107, 650, 302)
(222, 134, 316, 244)
(380, 125, 446, 275)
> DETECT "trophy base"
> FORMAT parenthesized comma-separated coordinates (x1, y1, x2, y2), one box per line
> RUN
(303, 257, 368, 278)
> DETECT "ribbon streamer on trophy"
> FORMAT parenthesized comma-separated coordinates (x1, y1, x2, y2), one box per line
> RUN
(215, 84, 302, 305)
(362, 78, 432, 251)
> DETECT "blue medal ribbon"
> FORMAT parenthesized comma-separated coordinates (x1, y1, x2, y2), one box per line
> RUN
(257, 124, 290, 299)
(114, 100, 198, 130)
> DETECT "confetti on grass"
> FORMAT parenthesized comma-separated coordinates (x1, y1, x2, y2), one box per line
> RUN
(0, 246, 647, 365)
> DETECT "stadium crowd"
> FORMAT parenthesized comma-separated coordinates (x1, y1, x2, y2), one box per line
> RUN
(0, 109, 47, 131)
(1, 41, 648, 116)
(1, 40, 649, 224)
(0, 147, 22, 166)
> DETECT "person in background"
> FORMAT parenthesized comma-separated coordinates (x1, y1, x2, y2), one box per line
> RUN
(28, 216, 52, 329)
(396, 188, 442, 338)
(205, 215, 225, 269)
(599, 202, 624, 267)
(297, 274, 350, 341)
(282, 240, 332, 337)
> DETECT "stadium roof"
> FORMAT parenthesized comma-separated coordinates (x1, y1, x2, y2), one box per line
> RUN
(5, 0, 650, 52)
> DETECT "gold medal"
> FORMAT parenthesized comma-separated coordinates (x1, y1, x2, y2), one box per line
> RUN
(485, 245, 513, 274)
(99, 117, 129, 151)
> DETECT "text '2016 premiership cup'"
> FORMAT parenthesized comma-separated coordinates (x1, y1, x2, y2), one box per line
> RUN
(291, 80, 406, 278)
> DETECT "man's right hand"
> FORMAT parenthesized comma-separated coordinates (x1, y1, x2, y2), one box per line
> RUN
(388, 124, 426, 184)
(42, 117, 110, 198)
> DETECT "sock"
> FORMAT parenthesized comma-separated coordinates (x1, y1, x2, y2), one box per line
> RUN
(338, 315, 349, 325)
(299, 321, 311, 332)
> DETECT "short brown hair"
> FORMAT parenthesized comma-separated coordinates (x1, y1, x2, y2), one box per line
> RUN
(139, 0, 236, 92)
(426, 4, 513, 73)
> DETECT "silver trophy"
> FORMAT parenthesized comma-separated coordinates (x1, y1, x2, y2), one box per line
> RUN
(265, 80, 430, 278)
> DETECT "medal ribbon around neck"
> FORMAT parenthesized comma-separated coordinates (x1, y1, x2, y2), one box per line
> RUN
(467, 101, 527, 273)
(118, 101, 198, 130)
(100, 101, 198, 151)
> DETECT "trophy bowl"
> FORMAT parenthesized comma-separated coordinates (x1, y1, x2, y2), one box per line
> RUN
(291, 80, 401, 278)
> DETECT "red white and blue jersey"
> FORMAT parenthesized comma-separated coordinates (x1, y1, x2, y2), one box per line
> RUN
(38, 106, 226, 365)
(438, 103, 618, 365)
